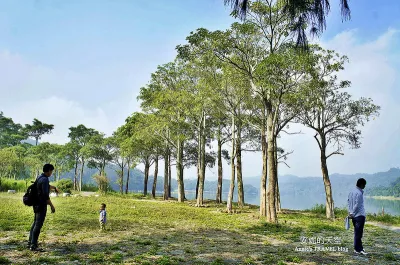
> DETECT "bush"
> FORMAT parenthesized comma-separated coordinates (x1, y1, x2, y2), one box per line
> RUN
(55, 179, 73, 193)
(309, 204, 348, 217)
(93, 175, 110, 194)
(0, 178, 32, 192)
(82, 183, 98, 192)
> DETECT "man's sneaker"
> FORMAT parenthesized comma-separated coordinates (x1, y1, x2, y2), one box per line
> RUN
(30, 246, 45, 252)
(354, 250, 368, 255)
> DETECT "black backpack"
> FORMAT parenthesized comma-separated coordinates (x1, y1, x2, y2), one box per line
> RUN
(23, 176, 43, 206)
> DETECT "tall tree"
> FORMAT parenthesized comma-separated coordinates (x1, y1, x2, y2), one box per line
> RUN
(83, 134, 113, 176)
(0, 112, 27, 148)
(68, 125, 99, 191)
(25, 118, 54, 146)
(297, 47, 380, 218)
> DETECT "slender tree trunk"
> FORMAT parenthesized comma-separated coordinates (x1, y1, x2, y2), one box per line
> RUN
(163, 151, 169, 200)
(120, 160, 124, 194)
(79, 159, 85, 191)
(152, 156, 158, 198)
(143, 159, 150, 196)
(195, 130, 201, 200)
(227, 115, 236, 213)
(195, 167, 200, 200)
(180, 163, 185, 200)
(74, 160, 78, 191)
(320, 137, 335, 219)
(216, 127, 223, 203)
(266, 105, 277, 223)
(274, 138, 281, 212)
(168, 153, 172, 198)
(260, 106, 268, 217)
(196, 112, 206, 207)
(236, 118, 244, 207)
(125, 160, 131, 194)
(177, 139, 185, 202)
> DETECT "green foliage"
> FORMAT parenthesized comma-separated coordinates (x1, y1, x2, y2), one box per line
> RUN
(110, 252, 124, 263)
(93, 175, 110, 194)
(55, 179, 73, 193)
(0, 178, 31, 192)
(82, 183, 98, 192)
(383, 253, 397, 261)
(0, 256, 11, 264)
(309, 204, 348, 217)
(0, 112, 27, 148)
(24, 118, 54, 145)
(367, 213, 400, 225)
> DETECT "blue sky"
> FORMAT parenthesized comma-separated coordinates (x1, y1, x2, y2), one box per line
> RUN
(0, 0, 399, 179)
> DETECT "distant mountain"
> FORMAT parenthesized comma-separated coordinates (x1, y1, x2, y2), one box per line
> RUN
(243, 168, 400, 197)
(369, 176, 400, 197)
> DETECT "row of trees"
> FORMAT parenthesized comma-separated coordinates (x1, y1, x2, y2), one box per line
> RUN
(115, 1, 379, 223)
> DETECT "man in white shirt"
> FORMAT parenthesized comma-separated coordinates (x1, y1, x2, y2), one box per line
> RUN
(347, 178, 367, 255)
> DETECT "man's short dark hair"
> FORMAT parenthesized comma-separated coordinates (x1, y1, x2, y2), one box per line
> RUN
(43, 164, 54, 173)
(356, 178, 367, 187)
(101, 203, 106, 208)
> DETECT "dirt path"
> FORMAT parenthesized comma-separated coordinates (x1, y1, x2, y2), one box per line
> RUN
(368, 222, 400, 233)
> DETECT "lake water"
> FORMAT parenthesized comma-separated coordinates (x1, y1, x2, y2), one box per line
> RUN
(165, 191, 400, 216)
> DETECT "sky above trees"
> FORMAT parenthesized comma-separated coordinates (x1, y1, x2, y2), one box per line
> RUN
(0, 0, 399, 179)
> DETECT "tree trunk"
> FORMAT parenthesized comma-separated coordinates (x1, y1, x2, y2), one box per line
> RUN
(260, 107, 268, 217)
(320, 139, 335, 219)
(266, 105, 277, 223)
(168, 153, 172, 198)
(152, 156, 159, 198)
(120, 161, 124, 194)
(274, 138, 281, 212)
(196, 112, 206, 207)
(177, 139, 185, 202)
(216, 128, 223, 204)
(125, 160, 130, 194)
(143, 159, 150, 196)
(79, 159, 85, 192)
(74, 160, 78, 191)
(195, 130, 201, 200)
(163, 151, 169, 200)
(236, 118, 244, 207)
(227, 115, 236, 213)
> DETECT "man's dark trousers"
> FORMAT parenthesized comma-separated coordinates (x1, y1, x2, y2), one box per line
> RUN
(352, 216, 366, 252)
(29, 205, 47, 247)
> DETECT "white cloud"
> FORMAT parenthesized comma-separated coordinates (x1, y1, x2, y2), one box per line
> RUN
(0, 49, 142, 144)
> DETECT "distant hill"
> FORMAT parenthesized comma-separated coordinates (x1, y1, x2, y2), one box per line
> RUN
(369, 176, 400, 197)
(243, 168, 400, 197)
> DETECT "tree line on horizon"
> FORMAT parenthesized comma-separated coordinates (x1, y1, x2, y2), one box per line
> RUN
(0, 1, 379, 224)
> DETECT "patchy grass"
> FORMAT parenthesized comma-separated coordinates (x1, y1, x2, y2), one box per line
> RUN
(0, 193, 399, 264)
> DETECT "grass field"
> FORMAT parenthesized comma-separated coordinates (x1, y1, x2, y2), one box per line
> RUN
(0, 193, 399, 265)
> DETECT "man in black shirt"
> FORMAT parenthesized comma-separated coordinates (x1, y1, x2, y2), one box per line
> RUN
(28, 164, 57, 252)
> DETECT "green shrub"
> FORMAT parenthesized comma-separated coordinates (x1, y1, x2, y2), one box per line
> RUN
(0, 256, 11, 264)
(0, 178, 31, 192)
(55, 179, 73, 193)
(82, 183, 98, 192)
(309, 204, 348, 217)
